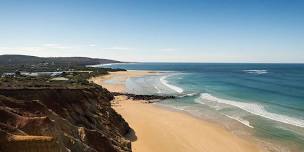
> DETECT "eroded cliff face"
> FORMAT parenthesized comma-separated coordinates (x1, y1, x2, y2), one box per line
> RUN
(0, 86, 131, 152)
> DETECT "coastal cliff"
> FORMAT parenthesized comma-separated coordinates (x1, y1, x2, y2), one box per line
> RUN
(0, 85, 132, 152)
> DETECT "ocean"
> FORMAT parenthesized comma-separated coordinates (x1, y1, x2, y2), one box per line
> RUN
(98, 63, 304, 151)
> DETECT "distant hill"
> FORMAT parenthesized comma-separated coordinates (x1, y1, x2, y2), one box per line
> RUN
(0, 54, 120, 66)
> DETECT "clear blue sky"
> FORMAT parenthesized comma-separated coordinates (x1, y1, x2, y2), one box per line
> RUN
(0, 0, 303, 63)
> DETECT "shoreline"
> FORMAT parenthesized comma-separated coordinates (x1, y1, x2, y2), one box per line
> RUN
(90, 70, 158, 93)
(92, 70, 262, 152)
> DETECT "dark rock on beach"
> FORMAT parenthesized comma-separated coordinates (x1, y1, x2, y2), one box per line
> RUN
(112, 92, 176, 102)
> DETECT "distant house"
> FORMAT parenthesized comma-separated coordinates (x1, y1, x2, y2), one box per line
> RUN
(50, 77, 69, 81)
(1, 71, 21, 78)
(1, 71, 65, 78)
(1, 73, 16, 78)
(21, 72, 64, 77)
(1, 70, 92, 78)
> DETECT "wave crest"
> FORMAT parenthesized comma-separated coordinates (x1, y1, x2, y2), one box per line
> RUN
(224, 114, 254, 128)
(198, 93, 304, 128)
(160, 74, 184, 93)
(243, 69, 268, 75)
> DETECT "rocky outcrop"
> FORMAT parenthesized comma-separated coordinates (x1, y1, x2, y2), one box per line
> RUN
(112, 92, 176, 102)
(0, 86, 131, 152)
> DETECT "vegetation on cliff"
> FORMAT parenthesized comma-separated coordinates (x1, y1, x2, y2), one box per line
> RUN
(0, 54, 120, 66)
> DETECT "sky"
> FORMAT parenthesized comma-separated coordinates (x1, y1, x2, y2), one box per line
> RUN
(0, 0, 303, 63)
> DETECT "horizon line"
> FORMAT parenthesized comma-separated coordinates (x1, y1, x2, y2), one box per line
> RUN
(1, 54, 304, 64)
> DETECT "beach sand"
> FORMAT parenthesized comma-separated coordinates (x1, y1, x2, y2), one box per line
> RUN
(90, 70, 157, 92)
(92, 71, 260, 152)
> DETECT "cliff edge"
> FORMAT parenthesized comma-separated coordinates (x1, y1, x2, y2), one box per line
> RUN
(0, 85, 132, 152)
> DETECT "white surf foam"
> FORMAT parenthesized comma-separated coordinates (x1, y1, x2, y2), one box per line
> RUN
(224, 114, 254, 128)
(198, 93, 304, 128)
(160, 74, 184, 93)
(186, 93, 197, 96)
(243, 69, 268, 75)
(153, 85, 162, 94)
(178, 92, 198, 98)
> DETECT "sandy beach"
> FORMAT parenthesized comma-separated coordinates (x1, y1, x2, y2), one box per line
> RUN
(92, 71, 260, 152)
(90, 70, 158, 92)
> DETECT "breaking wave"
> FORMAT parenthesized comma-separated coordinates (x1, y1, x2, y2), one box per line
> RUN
(178, 93, 199, 98)
(198, 93, 304, 128)
(224, 114, 254, 128)
(243, 69, 268, 75)
(160, 74, 184, 93)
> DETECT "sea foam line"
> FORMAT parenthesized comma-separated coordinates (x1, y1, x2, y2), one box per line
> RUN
(224, 114, 254, 128)
(198, 93, 304, 128)
(160, 74, 184, 93)
(178, 92, 198, 98)
(243, 69, 268, 75)
(153, 85, 162, 94)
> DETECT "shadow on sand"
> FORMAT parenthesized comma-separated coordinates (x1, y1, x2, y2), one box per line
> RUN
(125, 128, 137, 142)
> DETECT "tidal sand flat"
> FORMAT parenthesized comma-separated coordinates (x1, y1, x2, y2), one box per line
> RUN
(93, 70, 261, 152)
(90, 70, 156, 92)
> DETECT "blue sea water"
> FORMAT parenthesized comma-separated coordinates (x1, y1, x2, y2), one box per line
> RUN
(99, 63, 304, 151)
